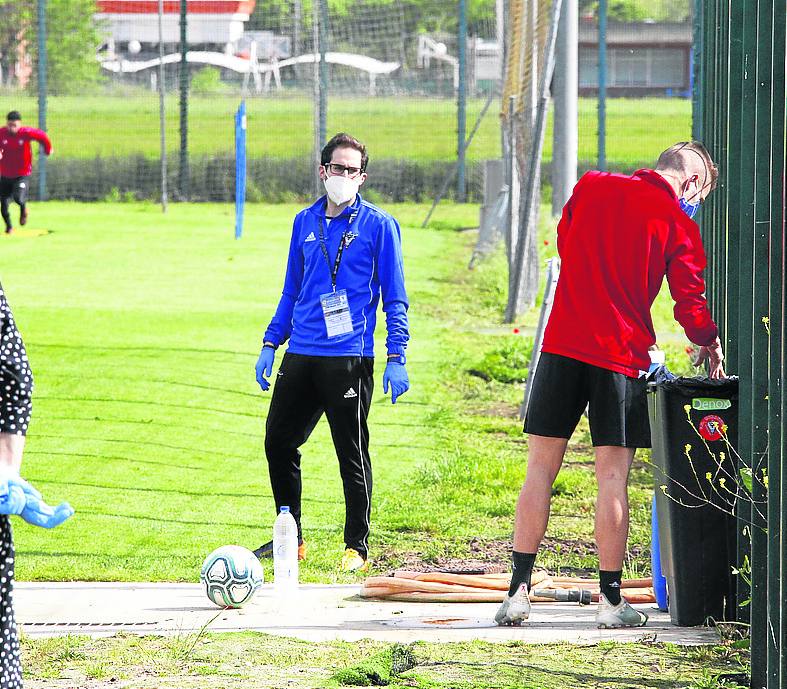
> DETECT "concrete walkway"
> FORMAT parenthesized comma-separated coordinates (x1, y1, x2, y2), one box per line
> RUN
(16, 582, 718, 645)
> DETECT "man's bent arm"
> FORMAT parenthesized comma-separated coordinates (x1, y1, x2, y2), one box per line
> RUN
(264, 219, 304, 347)
(377, 217, 409, 355)
(27, 128, 52, 155)
(665, 221, 719, 345)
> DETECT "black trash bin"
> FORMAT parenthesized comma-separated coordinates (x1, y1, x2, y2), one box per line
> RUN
(647, 376, 738, 626)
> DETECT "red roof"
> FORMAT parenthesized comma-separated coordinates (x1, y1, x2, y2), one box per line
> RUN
(97, 1, 256, 14)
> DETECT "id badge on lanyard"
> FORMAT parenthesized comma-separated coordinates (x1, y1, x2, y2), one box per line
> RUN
(318, 215, 354, 339)
(320, 289, 353, 338)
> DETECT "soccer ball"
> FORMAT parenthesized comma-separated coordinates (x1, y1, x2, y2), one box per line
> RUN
(200, 545, 264, 608)
(128, 40, 142, 55)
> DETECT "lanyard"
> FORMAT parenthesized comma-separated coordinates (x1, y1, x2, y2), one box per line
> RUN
(318, 216, 347, 293)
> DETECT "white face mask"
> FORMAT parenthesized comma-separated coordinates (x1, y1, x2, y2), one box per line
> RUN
(323, 175, 360, 206)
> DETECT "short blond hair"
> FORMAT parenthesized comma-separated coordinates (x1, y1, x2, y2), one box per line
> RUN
(656, 141, 719, 191)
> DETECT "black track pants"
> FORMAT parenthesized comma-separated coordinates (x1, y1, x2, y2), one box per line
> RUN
(265, 353, 374, 558)
(0, 177, 28, 232)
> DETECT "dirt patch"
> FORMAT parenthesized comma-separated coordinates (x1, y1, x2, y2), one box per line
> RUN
(378, 535, 646, 579)
(378, 537, 511, 575)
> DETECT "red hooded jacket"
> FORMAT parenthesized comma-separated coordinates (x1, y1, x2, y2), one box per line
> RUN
(542, 168, 718, 377)
(0, 127, 52, 178)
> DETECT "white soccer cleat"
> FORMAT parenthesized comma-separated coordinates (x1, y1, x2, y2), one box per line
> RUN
(596, 593, 649, 629)
(495, 583, 531, 626)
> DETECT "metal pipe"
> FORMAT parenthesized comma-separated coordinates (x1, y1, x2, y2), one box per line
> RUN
(551, 0, 577, 215)
(457, 0, 467, 202)
(157, 0, 168, 212)
(312, 0, 328, 196)
(37, 0, 47, 201)
(179, 0, 189, 200)
(597, 0, 606, 171)
(504, 0, 563, 322)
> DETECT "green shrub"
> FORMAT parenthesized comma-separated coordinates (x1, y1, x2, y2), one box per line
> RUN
(190, 67, 228, 94)
(469, 335, 534, 384)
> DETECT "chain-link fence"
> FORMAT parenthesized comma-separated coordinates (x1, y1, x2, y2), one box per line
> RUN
(5, 0, 500, 203)
(488, 0, 694, 318)
(3, 0, 693, 214)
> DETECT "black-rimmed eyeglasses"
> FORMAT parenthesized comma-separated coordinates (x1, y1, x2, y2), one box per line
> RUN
(325, 163, 363, 178)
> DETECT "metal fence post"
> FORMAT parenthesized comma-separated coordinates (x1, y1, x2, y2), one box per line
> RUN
(156, 0, 168, 213)
(179, 0, 189, 200)
(765, 3, 786, 684)
(313, 0, 328, 196)
(551, 0, 577, 215)
(457, 0, 467, 202)
(691, 0, 703, 141)
(699, 4, 787, 682)
(738, 1, 766, 685)
(36, 0, 47, 201)
(597, 0, 606, 171)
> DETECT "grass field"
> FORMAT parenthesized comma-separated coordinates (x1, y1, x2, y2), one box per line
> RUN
(0, 200, 698, 585)
(4, 200, 741, 688)
(21, 634, 747, 689)
(8, 94, 690, 165)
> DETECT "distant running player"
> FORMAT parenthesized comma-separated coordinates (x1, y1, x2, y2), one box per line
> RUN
(0, 111, 52, 234)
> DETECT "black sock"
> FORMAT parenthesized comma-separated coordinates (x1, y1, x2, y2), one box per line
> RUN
(508, 551, 536, 596)
(600, 569, 623, 605)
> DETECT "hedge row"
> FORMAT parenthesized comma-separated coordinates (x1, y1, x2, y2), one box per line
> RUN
(28, 155, 650, 204)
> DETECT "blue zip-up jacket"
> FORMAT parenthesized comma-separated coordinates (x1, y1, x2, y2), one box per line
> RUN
(264, 194, 409, 357)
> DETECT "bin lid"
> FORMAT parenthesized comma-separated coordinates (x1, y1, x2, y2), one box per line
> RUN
(647, 375, 739, 398)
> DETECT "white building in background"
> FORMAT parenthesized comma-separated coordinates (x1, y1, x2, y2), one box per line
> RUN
(95, 0, 257, 51)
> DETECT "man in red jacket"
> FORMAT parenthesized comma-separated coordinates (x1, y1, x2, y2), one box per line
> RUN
(496, 141, 725, 629)
(0, 111, 52, 234)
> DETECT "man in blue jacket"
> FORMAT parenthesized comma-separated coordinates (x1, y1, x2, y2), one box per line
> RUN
(253, 133, 410, 572)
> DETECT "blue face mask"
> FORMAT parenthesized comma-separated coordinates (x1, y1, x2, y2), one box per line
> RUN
(678, 176, 702, 219)
(679, 197, 700, 219)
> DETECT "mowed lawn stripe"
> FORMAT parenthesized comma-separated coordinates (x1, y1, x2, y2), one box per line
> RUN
(1, 201, 468, 582)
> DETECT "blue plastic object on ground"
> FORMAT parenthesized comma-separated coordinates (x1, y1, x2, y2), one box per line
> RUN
(651, 493, 669, 612)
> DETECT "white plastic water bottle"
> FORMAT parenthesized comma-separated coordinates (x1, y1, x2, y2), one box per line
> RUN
(273, 506, 299, 593)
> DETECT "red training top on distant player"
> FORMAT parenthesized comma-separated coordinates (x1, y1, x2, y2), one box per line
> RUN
(542, 168, 718, 378)
(0, 127, 52, 178)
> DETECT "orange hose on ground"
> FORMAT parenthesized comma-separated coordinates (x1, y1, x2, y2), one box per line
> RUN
(389, 571, 652, 589)
(362, 572, 657, 605)
(362, 586, 577, 603)
(390, 570, 549, 590)
(363, 577, 489, 595)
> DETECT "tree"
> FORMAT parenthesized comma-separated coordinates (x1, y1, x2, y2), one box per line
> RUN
(0, 1, 32, 87)
(580, 0, 691, 22)
(9, 0, 103, 94)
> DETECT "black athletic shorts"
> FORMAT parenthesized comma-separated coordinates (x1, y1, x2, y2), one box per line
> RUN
(523, 352, 651, 448)
(0, 177, 29, 205)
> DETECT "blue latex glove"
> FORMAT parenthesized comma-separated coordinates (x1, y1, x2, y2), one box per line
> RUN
(0, 480, 26, 516)
(0, 476, 73, 528)
(382, 362, 409, 404)
(20, 494, 74, 529)
(255, 347, 275, 392)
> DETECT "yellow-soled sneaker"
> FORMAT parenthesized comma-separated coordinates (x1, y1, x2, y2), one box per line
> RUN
(340, 548, 369, 572)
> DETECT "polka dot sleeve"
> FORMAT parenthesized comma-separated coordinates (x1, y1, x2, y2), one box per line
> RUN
(0, 286, 32, 437)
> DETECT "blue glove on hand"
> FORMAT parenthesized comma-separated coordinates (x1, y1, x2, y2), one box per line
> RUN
(21, 494, 75, 529)
(383, 362, 409, 404)
(0, 476, 74, 528)
(255, 347, 275, 392)
(0, 480, 26, 516)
